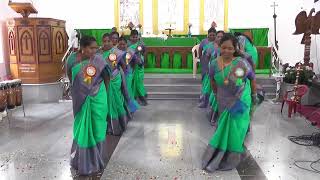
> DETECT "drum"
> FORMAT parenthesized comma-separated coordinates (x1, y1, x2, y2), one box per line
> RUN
(6, 80, 16, 109)
(0, 82, 7, 112)
(14, 79, 23, 106)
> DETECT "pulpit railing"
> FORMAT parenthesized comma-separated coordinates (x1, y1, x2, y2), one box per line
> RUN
(59, 37, 78, 100)
(270, 43, 285, 102)
(270, 44, 283, 75)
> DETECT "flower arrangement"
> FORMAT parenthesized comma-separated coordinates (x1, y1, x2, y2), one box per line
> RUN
(127, 21, 135, 30)
(282, 63, 315, 85)
(211, 21, 217, 28)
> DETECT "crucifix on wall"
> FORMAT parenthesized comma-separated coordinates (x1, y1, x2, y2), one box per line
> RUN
(39, 32, 49, 55)
(21, 31, 32, 55)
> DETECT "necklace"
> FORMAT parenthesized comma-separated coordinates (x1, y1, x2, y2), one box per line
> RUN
(219, 57, 234, 85)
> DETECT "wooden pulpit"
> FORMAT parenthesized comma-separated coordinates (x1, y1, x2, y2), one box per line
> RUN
(7, 2, 68, 84)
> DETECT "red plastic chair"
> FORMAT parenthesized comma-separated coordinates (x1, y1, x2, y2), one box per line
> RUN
(281, 85, 309, 118)
(306, 108, 320, 127)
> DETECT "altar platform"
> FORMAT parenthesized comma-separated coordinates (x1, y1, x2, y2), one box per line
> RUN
(79, 29, 272, 75)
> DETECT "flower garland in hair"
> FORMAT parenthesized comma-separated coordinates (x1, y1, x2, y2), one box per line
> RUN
(211, 21, 217, 28)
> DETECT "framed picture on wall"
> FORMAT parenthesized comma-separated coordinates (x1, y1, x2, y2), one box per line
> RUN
(114, 0, 143, 34)
(199, 0, 227, 34)
(152, 0, 189, 35)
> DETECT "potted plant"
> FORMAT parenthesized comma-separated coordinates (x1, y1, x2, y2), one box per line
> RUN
(280, 63, 316, 97)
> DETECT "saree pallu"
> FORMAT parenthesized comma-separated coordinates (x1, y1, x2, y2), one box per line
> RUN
(120, 68, 133, 121)
(199, 74, 211, 108)
(102, 49, 132, 135)
(199, 42, 217, 108)
(245, 42, 258, 66)
(68, 53, 109, 175)
(202, 57, 255, 173)
(129, 43, 148, 103)
(208, 91, 219, 125)
(199, 39, 211, 77)
(125, 67, 140, 113)
(238, 36, 258, 66)
(207, 55, 220, 123)
(107, 70, 129, 136)
(132, 63, 147, 99)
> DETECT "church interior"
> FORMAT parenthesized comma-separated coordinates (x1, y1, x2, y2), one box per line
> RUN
(0, 0, 320, 179)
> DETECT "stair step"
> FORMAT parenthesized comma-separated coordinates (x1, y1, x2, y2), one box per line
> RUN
(144, 74, 277, 100)
(148, 92, 199, 95)
(148, 97, 198, 100)
(256, 78, 276, 85)
(145, 84, 201, 87)
(145, 84, 201, 92)
(144, 78, 200, 85)
(261, 85, 277, 93)
(148, 92, 199, 99)
(265, 92, 276, 99)
(145, 77, 276, 85)
(145, 74, 200, 78)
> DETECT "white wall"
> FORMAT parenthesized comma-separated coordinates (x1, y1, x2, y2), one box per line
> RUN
(229, 0, 320, 73)
(31, 0, 115, 36)
(143, 0, 153, 35)
(0, 0, 18, 79)
(310, 3, 320, 74)
(1, 0, 320, 76)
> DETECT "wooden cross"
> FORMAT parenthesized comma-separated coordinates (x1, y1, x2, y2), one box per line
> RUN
(22, 34, 32, 50)
(39, 34, 48, 51)
(57, 34, 62, 51)
(271, 2, 278, 14)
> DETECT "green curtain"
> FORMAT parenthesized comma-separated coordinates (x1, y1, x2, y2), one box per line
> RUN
(229, 28, 271, 70)
(142, 37, 199, 71)
(229, 28, 269, 46)
(145, 54, 194, 71)
(78, 29, 112, 46)
(142, 37, 199, 46)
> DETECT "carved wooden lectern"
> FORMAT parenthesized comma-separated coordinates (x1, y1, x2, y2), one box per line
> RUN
(7, 2, 68, 83)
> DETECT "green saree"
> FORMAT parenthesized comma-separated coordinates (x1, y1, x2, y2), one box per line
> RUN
(129, 42, 148, 105)
(238, 36, 258, 66)
(102, 49, 129, 136)
(202, 57, 255, 172)
(68, 52, 110, 175)
(199, 41, 217, 108)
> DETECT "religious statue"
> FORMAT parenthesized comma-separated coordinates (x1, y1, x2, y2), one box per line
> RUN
(211, 21, 217, 28)
(188, 23, 192, 38)
(293, 8, 320, 68)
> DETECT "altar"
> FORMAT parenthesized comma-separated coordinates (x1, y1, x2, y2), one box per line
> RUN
(143, 37, 199, 73)
(78, 28, 272, 74)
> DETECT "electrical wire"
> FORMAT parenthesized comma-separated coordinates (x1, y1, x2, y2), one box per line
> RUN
(288, 132, 320, 173)
(293, 159, 320, 174)
(288, 133, 320, 147)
